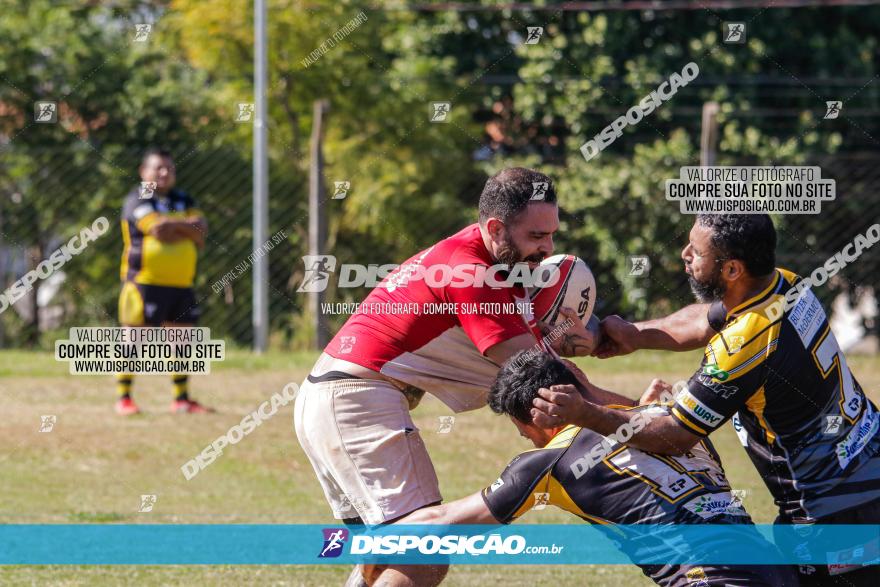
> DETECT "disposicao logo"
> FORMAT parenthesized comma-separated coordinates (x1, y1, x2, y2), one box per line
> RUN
(319, 528, 349, 558)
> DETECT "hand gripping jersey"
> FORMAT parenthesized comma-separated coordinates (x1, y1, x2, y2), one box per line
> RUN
(671, 268, 880, 521)
(120, 187, 203, 288)
(325, 224, 548, 412)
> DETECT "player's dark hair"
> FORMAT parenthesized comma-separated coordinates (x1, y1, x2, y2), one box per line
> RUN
(696, 214, 776, 277)
(478, 167, 557, 225)
(489, 351, 579, 424)
(141, 147, 174, 165)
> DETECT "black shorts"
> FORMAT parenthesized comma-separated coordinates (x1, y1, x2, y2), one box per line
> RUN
(786, 498, 880, 586)
(650, 563, 799, 586)
(118, 282, 200, 326)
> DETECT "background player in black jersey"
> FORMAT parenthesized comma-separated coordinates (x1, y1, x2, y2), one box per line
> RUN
(534, 214, 880, 584)
(115, 148, 212, 416)
(373, 351, 796, 587)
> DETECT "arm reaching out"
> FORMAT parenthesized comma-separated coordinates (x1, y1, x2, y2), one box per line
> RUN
(395, 493, 500, 525)
(592, 304, 713, 359)
(530, 384, 700, 455)
(560, 359, 636, 407)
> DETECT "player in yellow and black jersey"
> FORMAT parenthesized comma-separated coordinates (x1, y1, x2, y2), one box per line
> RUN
(535, 214, 880, 585)
(670, 267, 880, 525)
(392, 352, 797, 587)
(115, 147, 212, 416)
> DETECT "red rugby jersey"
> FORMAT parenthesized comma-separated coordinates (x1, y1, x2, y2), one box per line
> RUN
(326, 223, 549, 412)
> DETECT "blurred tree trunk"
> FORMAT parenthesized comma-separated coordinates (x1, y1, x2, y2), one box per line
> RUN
(24, 242, 43, 346)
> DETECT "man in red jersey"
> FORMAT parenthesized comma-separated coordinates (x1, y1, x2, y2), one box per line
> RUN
(295, 168, 631, 586)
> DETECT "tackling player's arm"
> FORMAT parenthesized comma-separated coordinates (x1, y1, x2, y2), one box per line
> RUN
(486, 336, 635, 407)
(533, 339, 764, 455)
(560, 358, 636, 407)
(397, 450, 548, 526)
(594, 303, 713, 359)
(395, 492, 500, 525)
(531, 386, 699, 454)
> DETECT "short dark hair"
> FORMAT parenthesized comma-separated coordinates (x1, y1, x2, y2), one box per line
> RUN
(489, 350, 578, 424)
(141, 147, 173, 165)
(478, 167, 557, 225)
(697, 214, 776, 277)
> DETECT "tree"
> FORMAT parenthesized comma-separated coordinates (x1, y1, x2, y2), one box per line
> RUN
(0, 0, 219, 345)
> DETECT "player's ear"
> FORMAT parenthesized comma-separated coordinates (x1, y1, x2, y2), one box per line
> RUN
(484, 217, 505, 240)
(723, 258, 746, 282)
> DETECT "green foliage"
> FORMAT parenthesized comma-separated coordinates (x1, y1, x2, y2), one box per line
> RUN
(1, 1, 878, 347)
(484, 6, 877, 317)
(0, 0, 226, 345)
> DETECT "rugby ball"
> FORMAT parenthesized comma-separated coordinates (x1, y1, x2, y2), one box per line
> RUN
(528, 254, 597, 326)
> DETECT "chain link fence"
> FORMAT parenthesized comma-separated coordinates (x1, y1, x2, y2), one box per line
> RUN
(1, 144, 877, 352)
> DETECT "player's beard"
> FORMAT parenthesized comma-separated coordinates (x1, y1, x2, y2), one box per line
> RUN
(496, 232, 545, 268)
(689, 264, 726, 303)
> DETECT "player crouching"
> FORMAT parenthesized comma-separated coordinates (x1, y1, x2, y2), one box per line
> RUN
(365, 351, 797, 586)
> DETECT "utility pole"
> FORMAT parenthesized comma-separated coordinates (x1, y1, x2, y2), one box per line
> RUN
(252, 0, 269, 352)
(309, 100, 330, 349)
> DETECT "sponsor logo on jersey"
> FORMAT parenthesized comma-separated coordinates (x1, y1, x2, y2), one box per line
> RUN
(682, 492, 749, 520)
(836, 405, 879, 469)
(828, 564, 863, 576)
(788, 289, 826, 347)
(684, 566, 710, 586)
(727, 335, 745, 354)
(701, 363, 729, 381)
(697, 374, 738, 399)
(676, 387, 723, 427)
(826, 534, 880, 573)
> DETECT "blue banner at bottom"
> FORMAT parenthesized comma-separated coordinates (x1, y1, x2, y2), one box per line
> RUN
(1, 524, 878, 565)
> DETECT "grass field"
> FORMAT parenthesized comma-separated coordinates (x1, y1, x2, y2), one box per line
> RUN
(2, 348, 879, 586)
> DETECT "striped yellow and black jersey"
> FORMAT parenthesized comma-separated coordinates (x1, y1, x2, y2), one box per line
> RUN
(480, 410, 767, 585)
(671, 268, 880, 522)
(481, 409, 749, 526)
(120, 187, 203, 288)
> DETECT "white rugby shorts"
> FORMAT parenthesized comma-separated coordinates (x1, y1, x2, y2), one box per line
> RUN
(294, 377, 441, 525)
